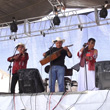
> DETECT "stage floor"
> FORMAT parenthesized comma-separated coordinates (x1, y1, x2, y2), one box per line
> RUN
(0, 90, 110, 110)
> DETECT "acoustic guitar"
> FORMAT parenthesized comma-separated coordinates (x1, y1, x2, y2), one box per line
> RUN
(40, 44, 73, 65)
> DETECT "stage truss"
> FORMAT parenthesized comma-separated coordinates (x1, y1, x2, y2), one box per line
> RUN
(0, 8, 110, 42)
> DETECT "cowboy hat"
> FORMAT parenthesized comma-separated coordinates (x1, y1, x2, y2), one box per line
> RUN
(16, 43, 25, 49)
(52, 37, 65, 43)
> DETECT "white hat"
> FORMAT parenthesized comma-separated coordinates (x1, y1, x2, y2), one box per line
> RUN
(16, 43, 25, 49)
(52, 37, 65, 43)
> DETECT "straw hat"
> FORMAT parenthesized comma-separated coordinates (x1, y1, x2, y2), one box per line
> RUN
(52, 37, 65, 43)
(16, 43, 25, 49)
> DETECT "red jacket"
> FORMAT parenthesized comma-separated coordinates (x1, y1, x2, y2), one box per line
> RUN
(7, 53, 29, 74)
(77, 49, 98, 70)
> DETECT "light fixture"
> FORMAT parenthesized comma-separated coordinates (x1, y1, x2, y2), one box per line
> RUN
(9, 17, 18, 41)
(48, 1, 65, 26)
(40, 31, 45, 37)
(99, 6, 108, 18)
(99, 1, 108, 18)
(78, 25, 83, 31)
(53, 6, 61, 26)
(53, 15, 60, 26)
(10, 17, 18, 32)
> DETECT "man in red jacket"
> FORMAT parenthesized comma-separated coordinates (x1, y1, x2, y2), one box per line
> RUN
(7, 43, 29, 93)
(77, 38, 98, 91)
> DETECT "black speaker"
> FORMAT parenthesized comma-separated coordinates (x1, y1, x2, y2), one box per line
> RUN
(18, 68, 45, 93)
(95, 61, 110, 90)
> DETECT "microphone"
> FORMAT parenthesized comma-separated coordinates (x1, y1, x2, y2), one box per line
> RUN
(83, 43, 88, 48)
(22, 49, 27, 53)
(21, 49, 27, 55)
(24, 49, 27, 52)
(53, 40, 57, 43)
(15, 45, 18, 49)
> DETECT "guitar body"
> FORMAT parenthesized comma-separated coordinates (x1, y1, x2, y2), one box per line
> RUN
(40, 51, 61, 65)
(40, 44, 73, 65)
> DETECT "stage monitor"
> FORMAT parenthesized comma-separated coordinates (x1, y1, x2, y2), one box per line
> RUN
(18, 68, 45, 93)
(95, 61, 110, 90)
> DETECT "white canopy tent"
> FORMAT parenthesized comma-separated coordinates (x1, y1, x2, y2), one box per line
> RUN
(0, 5, 110, 110)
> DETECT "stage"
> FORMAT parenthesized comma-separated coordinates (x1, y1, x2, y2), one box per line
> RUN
(0, 90, 110, 110)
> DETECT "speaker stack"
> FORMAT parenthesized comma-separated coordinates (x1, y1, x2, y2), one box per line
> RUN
(95, 61, 110, 90)
(18, 68, 45, 93)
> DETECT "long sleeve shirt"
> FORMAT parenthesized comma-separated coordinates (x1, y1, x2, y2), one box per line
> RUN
(7, 53, 29, 74)
(46, 47, 72, 66)
(77, 49, 98, 70)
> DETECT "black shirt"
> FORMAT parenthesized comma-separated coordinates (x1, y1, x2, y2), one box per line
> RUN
(46, 47, 71, 66)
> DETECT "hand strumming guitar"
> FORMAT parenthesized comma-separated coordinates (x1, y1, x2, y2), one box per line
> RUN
(63, 46, 72, 57)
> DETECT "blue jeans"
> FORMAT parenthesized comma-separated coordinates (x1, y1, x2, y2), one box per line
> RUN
(49, 65, 65, 92)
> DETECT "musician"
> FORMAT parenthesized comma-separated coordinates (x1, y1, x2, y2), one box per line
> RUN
(77, 38, 98, 91)
(43, 37, 72, 92)
(7, 43, 29, 93)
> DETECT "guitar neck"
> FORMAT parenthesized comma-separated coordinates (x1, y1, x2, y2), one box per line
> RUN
(58, 44, 73, 52)
(66, 44, 73, 47)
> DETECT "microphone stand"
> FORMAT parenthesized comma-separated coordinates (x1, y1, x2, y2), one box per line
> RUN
(83, 46, 88, 91)
(49, 42, 56, 92)
(7, 47, 17, 93)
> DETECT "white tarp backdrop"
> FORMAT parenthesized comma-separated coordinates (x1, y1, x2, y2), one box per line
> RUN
(0, 11, 110, 92)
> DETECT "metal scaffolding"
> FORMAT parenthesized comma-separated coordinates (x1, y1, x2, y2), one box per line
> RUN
(0, 8, 110, 42)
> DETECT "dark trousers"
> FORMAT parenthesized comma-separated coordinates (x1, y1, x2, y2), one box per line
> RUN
(11, 73, 19, 93)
